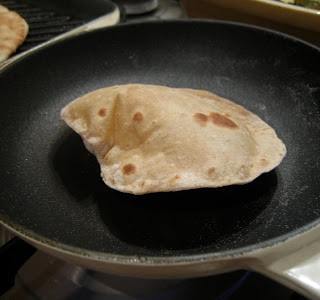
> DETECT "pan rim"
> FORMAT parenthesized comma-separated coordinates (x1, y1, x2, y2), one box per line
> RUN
(1, 216, 320, 264)
(1, 18, 320, 74)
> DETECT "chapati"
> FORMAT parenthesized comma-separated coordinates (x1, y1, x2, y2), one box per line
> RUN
(61, 84, 286, 195)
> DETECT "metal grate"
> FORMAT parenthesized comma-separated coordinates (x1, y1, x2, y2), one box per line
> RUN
(0, 0, 90, 53)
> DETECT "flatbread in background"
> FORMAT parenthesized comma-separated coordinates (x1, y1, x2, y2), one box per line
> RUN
(61, 84, 286, 195)
(0, 4, 28, 62)
(0, 4, 8, 13)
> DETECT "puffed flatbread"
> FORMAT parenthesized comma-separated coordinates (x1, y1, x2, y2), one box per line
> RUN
(61, 84, 286, 195)
(0, 4, 28, 62)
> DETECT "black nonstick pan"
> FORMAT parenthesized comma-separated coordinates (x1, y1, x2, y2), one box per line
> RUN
(1, 20, 320, 299)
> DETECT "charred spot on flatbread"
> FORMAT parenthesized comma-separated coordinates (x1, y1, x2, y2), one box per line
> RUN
(209, 112, 238, 129)
(133, 112, 143, 122)
(122, 163, 136, 175)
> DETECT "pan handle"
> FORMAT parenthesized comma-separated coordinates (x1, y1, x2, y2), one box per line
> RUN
(249, 238, 320, 300)
(0, 7, 120, 71)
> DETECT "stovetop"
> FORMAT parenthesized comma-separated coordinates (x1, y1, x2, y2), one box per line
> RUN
(0, 227, 303, 300)
(0, 1, 309, 299)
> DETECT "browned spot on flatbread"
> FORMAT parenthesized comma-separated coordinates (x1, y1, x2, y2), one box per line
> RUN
(193, 113, 208, 126)
(208, 167, 215, 175)
(260, 158, 268, 166)
(169, 175, 180, 185)
(133, 112, 143, 122)
(98, 108, 107, 117)
(122, 163, 136, 175)
(209, 112, 238, 129)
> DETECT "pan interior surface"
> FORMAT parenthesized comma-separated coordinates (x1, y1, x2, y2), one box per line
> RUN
(0, 21, 320, 259)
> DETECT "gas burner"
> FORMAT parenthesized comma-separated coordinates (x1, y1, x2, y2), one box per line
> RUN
(3, 250, 253, 300)
(123, 0, 187, 22)
(114, 0, 159, 15)
(1, 244, 300, 300)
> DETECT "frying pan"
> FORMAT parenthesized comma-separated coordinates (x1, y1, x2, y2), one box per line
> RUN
(1, 20, 320, 299)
